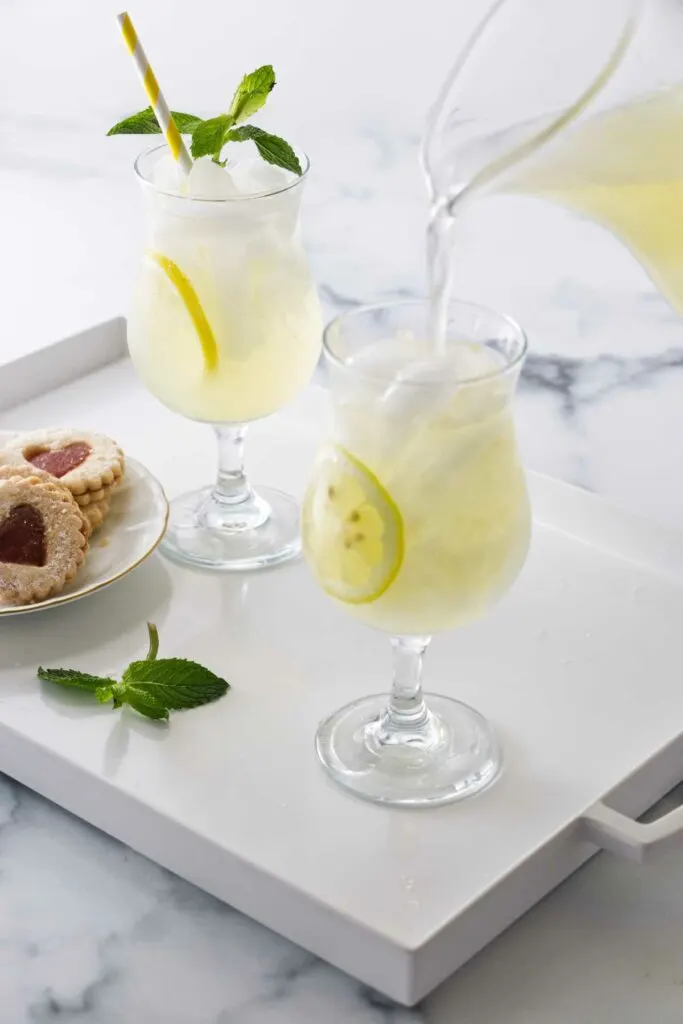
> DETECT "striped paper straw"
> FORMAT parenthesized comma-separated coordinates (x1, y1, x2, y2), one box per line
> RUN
(117, 11, 193, 175)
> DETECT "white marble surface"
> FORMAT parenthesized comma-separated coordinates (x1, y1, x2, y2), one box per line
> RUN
(2, 0, 683, 1020)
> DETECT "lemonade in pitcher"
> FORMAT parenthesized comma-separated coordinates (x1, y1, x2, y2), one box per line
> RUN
(507, 84, 683, 313)
(423, 0, 683, 319)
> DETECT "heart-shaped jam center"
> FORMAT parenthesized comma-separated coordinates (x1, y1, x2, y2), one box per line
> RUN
(0, 504, 46, 566)
(28, 442, 91, 478)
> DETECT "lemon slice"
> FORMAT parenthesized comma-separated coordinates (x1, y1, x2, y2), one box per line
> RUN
(303, 445, 404, 604)
(148, 252, 219, 372)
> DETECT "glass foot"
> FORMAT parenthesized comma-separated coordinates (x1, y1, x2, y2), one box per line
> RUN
(160, 485, 301, 571)
(316, 693, 501, 807)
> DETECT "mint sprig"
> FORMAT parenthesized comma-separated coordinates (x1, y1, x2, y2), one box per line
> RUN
(107, 64, 301, 175)
(37, 624, 230, 723)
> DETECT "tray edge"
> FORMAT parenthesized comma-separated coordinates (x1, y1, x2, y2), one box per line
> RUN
(0, 317, 127, 414)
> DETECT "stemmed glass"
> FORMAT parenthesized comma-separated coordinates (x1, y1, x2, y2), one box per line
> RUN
(302, 300, 530, 806)
(127, 144, 322, 571)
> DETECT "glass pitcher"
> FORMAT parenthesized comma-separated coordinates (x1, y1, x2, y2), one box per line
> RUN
(423, 0, 683, 321)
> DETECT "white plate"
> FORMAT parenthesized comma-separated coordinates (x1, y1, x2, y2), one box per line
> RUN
(0, 431, 168, 616)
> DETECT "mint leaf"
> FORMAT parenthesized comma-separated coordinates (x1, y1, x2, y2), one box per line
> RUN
(107, 107, 203, 136)
(228, 65, 276, 124)
(226, 125, 302, 175)
(123, 658, 229, 709)
(146, 622, 160, 662)
(170, 112, 205, 134)
(124, 689, 170, 722)
(191, 115, 233, 160)
(96, 686, 114, 704)
(171, 112, 205, 135)
(37, 668, 114, 692)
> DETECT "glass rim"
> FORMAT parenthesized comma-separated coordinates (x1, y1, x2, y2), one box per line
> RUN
(322, 299, 528, 385)
(134, 141, 311, 203)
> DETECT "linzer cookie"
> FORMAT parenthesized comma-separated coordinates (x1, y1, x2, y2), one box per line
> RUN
(0, 428, 125, 497)
(0, 463, 93, 539)
(0, 474, 88, 605)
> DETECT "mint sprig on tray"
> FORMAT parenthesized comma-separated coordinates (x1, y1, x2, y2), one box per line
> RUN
(38, 624, 229, 722)
(107, 64, 302, 175)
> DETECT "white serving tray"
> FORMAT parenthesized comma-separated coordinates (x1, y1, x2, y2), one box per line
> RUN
(1, 319, 683, 1006)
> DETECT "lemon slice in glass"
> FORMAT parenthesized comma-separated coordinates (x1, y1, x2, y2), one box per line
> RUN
(303, 446, 404, 604)
(148, 252, 219, 372)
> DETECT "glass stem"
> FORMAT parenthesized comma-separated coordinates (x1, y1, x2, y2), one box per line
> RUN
(384, 635, 432, 733)
(212, 425, 252, 507)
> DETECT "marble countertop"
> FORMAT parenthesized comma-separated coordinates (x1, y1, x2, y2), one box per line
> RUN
(2, 0, 683, 1020)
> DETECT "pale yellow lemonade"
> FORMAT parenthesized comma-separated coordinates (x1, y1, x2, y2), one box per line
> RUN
(128, 168, 322, 424)
(302, 340, 531, 636)
(505, 84, 683, 312)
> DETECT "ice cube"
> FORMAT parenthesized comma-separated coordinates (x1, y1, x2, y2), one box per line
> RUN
(379, 360, 456, 433)
(341, 340, 505, 470)
(152, 153, 184, 194)
(187, 158, 239, 199)
(229, 157, 292, 197)
(380, 342, 503, 417)
(346, 339, 457, 417)
(346, 342, 504, 493)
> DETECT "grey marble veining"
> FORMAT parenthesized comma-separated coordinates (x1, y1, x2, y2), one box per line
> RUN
(2, 0, 683, 1020)
(0, 777, 421, 1023)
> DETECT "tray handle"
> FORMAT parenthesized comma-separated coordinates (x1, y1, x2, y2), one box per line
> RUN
(581, 799, 683, 863)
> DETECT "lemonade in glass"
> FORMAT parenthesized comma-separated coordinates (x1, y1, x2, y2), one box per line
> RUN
(302, 300, 530, 806)
(128, 146, 322, 569)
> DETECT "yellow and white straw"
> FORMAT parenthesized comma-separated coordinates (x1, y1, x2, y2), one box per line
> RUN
(117, 11, 193, 175)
